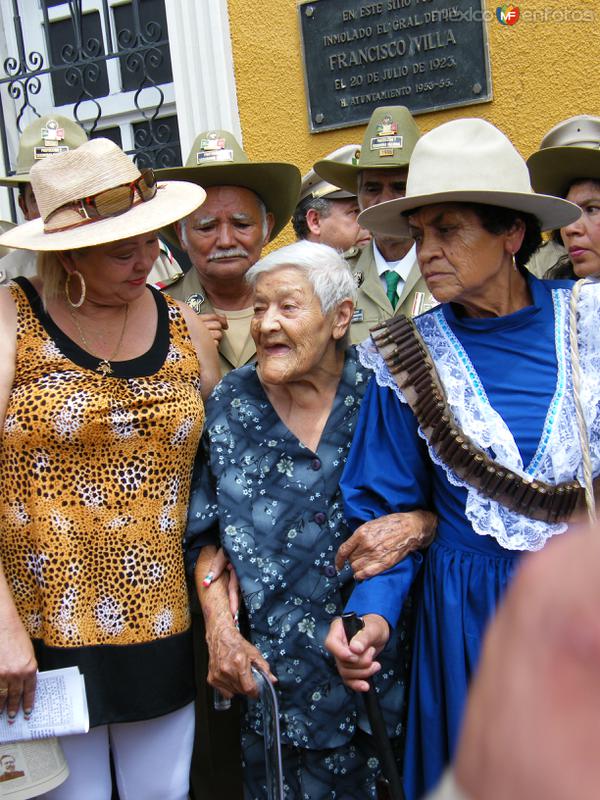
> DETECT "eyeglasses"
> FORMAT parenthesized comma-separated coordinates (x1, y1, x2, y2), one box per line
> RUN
(45, 169, 158, 230)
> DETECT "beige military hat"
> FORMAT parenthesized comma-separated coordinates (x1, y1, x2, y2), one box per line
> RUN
(527, 115, 600, 198)
(0, 114, 88, 187)
(299, 144, 360, 202)
(314, 106, 421, 195)
(157, 129, 301, 240)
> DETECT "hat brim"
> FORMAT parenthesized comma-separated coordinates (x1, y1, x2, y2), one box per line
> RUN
(0, 181, 206, 251)
(358, 190, 582, 237)
(314, 157, 411, 196)
(527, 146, 600, 198)
(0, 172, 31, 187)
(156, 162, 301, 241)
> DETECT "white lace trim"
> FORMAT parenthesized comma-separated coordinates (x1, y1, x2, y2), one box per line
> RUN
(358, 285, 600, 551)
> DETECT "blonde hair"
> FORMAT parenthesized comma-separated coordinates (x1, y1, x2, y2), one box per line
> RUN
(37, 251, 68, 308)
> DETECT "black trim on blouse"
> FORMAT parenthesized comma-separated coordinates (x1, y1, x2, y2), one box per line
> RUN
(13, 276, 171, 378)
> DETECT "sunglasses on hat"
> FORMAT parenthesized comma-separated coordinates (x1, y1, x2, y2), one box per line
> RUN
(45, 169, 157, 231)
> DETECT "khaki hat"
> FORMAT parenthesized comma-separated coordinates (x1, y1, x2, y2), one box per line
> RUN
(0, 138, 206, 251)
(156, 130, 301, 240)
(299, 145, 360, 202)
(359, 118, 581, 237)
(527, 115, 600, 198)
(0, 114, 88, 187)
(314, 106, 420, 195)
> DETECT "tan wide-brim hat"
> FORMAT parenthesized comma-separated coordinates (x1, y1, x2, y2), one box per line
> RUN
(527, 115, 600, 198)
(0, 138, 206, 252)
(314, 106, 421, 194)
(156, 130, 301, 241)
(359, 118, 581, 237)
(0, 114, 88, 187)
(300, 144, 361, 202)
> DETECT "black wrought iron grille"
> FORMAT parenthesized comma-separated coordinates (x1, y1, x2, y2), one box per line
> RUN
(0, 0, 182, 216)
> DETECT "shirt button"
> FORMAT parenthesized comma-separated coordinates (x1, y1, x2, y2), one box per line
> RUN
(311, 458, 321, 471)
(324, 565, 336, 578)
(314, 512, 326, 525)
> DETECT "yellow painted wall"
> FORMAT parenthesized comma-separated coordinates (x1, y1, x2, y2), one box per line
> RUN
(227, 0, 599, 244)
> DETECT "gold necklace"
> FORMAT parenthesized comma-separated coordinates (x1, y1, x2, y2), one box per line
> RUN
(70, 304, 129, 377)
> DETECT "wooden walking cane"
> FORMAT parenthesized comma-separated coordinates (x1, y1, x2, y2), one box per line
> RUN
(342, 612, 406, 800)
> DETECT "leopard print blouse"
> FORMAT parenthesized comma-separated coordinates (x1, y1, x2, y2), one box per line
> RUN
(0, 279, 205, 649)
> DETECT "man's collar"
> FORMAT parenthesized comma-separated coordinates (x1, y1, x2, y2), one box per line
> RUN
(373, 240, 416, 280)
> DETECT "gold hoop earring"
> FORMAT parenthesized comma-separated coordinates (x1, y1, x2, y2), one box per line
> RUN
(65, 270, 86, 308)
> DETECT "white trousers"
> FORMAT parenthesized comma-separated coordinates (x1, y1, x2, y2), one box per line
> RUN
(41, 702, 194, 800)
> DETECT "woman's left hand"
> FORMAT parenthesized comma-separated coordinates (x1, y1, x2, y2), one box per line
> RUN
(206, 621, 276, 699)
(203, 548, 240, 621)
(335, 510, 437, 580)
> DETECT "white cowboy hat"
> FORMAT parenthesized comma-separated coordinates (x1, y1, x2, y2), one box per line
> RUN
(0, 138, 206, 251)
(358, 118, 581, 237)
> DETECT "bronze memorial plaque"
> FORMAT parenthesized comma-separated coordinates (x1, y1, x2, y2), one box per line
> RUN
(298, 0, 492, 132)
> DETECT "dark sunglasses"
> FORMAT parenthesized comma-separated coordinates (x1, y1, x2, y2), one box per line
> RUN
(46, 169, 157, 228)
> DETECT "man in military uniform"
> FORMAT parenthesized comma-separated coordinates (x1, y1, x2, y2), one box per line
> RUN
(292, 143, 370, 259)
(0, 113, 183, 287)
(158, 130, 300, 374)
(315, 106, 437, 341)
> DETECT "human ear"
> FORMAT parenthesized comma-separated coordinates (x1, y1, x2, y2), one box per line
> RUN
(332, 298, 355, 339)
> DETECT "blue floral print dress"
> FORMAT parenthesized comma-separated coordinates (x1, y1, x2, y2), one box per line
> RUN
(185, 348, 411, 796)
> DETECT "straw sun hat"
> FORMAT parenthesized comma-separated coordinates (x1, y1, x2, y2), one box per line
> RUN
(358, 118, 581, 238)
(0, 138, 206, 252)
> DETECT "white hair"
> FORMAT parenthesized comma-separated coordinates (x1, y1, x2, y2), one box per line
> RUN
(179, 193, 269, 246)
(245, 240, 357, 313)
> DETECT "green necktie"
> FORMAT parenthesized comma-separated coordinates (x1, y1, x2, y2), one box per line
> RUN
(384, 270, 401, 309)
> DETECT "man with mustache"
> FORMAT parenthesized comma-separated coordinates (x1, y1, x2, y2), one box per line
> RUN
(159, 130, 300, 374)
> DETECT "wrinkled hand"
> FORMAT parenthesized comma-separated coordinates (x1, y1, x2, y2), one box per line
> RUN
(0, 614, 37, 719)
(325, 614, 389, 692)
(204, 548, 240, 621)
(206, 619, 276, 699)
(198, 312, 228, 344)
(335, 510, 436, 580)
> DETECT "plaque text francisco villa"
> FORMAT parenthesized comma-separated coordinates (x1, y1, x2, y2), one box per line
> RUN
(299, 0, 492, 132)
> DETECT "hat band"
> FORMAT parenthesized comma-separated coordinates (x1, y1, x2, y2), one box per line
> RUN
(43, 169, 158, 233)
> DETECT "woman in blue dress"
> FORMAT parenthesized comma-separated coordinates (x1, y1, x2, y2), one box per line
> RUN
(326, 118, 600, 800)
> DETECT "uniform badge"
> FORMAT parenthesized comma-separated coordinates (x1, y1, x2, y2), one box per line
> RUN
(186, 293, 205, 313)
(352, 148, 361, 166)
(353, 270, 364, 288)
(351, 308, 364, 324)
(376, 115, 398, 136)
(197, 132, 233, 164)
(371, 114, 403, 157)
(34, 119, 68, 160)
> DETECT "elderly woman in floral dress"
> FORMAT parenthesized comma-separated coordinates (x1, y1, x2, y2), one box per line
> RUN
(184, 240, 435, 799)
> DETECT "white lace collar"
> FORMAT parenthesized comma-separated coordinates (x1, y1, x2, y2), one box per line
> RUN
(359, 283, 600, 551)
